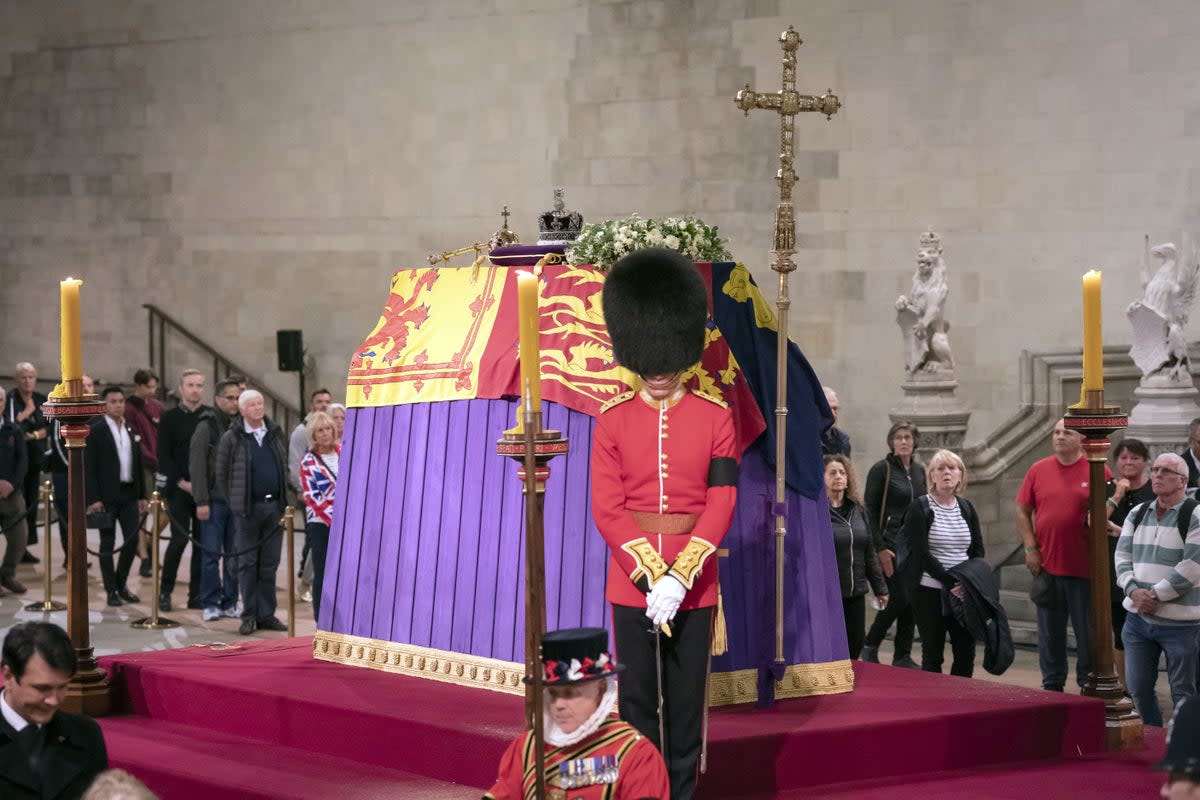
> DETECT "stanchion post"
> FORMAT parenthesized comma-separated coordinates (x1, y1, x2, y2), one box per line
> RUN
(43, 388, 110, 716)
(26, 480, 67, 613)
(284, 505, 296, 637)
(131, 492, 179, 630)
(1064, 389, 1142, 750)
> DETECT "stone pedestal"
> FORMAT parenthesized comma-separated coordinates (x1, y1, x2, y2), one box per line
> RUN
(1125, 376, 1200, 457)
(890, 374, 971, 463)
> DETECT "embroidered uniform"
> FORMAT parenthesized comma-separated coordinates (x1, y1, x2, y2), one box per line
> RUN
(483, 717, 669, 800)
(591, 390, 737, 609)
(591, 388, 736, 800)
(595, 247, 737, 800)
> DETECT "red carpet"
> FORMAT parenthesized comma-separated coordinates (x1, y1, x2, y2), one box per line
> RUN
(96, 639, 1165, 799)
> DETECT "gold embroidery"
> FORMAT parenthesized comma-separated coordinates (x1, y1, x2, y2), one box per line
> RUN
(621, 538, 669, 584)
(669, 537, 717, 589)
(690, 389, 728, 409)
(599, 391, 635, 414)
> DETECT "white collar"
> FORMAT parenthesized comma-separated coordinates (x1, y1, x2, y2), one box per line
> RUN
(244, 419, 265, 435)
(0, 689, 30, 733)
(542, 678, 618, 748)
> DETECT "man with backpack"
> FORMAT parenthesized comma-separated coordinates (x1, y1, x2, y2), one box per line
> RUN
(1115, 452, 1200, 727)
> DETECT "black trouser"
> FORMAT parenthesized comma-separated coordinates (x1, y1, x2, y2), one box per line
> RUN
(614, 603, 711, 800)
(864, 573, 915, 659)
(842, 594, 866, 660)
(21, 450, 41, 545)
(234, 499, 283, 622)
(160, 488, 196, 599)
(306, 521, 330, 624)
(52, 470, 68, 554)
(99, 483, 140, 593)
(0, 492, 28, 577)
(912, 585, 976, 677)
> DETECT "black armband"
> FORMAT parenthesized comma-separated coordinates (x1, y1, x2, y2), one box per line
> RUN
(707, 456, 738, 487)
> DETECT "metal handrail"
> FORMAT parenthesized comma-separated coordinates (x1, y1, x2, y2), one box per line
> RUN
(143, 304, 302, 432)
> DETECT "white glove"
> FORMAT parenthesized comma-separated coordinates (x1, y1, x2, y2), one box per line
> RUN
(645, 575, 686, 627)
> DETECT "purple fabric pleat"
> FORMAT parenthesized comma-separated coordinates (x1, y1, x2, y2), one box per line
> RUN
(322, 399, 846, 674)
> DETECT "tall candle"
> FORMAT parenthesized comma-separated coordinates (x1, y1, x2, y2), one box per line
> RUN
(60, 278, 83, 381)
(516, 271, 542, 423)
(1082, 270, 1102, 392)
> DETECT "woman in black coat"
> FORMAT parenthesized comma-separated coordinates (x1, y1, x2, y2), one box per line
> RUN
(825, 455, 888, 659)
(894, 448, 984, 677)
(861, 421, 925, 667)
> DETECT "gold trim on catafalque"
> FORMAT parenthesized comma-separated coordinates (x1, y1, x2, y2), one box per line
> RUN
(314, 632, 854, 704)
(312, 631, 526, 694)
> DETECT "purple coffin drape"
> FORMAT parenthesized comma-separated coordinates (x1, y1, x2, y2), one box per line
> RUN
(321, 397, 848, 680)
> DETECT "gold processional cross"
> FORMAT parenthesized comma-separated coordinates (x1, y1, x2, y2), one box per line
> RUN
(734, 25, 840, 673)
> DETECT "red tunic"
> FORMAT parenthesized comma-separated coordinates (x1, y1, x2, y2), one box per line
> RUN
(591, 390, 737, 609)
(483, 717, 670, 800)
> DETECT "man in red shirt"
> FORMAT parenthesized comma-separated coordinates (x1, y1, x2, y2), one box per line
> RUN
(593, 248, 737, 800)
(1016, 417, 1111, 691)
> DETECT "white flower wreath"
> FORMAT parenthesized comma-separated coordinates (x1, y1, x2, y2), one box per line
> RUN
(566, 214, 731, 272)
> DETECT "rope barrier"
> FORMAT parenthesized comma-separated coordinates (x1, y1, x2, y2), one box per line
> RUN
(31, 497, 304, 560)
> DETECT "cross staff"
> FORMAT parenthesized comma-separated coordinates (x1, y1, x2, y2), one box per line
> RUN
(734, 25, 840, 676)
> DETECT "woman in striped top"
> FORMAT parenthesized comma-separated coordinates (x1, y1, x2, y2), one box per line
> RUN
(897, 449, 984, 676)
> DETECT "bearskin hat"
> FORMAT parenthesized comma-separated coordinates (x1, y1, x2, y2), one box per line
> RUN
(602, 248, 708, 377)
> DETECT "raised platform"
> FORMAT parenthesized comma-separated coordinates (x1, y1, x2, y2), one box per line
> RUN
(96, 638, 1164, 799)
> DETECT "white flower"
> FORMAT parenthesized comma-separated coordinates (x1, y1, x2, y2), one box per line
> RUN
(664, 234, 680, 250)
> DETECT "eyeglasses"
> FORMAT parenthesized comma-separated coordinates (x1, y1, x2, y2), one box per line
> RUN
(1150, 466, 1188, 478)
(221, 395, 240, 402)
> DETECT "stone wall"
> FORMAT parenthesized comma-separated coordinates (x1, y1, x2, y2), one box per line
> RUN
(2, 0, 1200, 468)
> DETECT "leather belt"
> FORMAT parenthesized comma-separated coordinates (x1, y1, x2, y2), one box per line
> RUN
(629, 511, 698, 535)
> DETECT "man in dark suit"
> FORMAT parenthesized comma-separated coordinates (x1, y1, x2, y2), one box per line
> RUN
(85, 386, 147, 607)
(0, 386, 30, 594)
(1183, 418, 1200, 489)
(0, 621, 108, 800)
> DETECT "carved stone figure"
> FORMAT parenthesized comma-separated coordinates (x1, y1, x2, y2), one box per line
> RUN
(537, 188, 583, 243)
(896, 228, 955, 376)
(1128, 237, 1200, 385)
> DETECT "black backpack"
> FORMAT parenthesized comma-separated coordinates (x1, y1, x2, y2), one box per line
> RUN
(1129, 497, 1199, 540)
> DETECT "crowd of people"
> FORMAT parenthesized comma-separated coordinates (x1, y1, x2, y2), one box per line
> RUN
(822, 386, 1200, 732)
(0, 362, 344, 636)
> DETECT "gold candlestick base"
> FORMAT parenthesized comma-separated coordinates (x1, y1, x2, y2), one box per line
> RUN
(43, 391, 110, 716)
(1063, 393, 1141, 750)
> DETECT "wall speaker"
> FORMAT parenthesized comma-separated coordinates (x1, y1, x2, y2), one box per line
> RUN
(277, 329, 304, 372)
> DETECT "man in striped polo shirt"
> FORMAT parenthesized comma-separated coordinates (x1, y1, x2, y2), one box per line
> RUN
(1115, 452, 1200, 727)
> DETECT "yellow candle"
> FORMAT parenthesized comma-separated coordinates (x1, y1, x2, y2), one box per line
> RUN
(60, 278, 83, 381)
(1082, 270, 1102, 392)
(516, 271, 542, 423)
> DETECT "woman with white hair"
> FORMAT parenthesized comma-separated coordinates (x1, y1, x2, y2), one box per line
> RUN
(894, 448, 984, 677)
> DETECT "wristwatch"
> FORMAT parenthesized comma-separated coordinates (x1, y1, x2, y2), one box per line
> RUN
(1023, 544, 1039, 554)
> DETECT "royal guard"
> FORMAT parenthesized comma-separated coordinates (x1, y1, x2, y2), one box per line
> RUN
(483, 627, 669, 800)
(592, 248, 738, 800)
